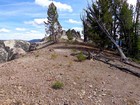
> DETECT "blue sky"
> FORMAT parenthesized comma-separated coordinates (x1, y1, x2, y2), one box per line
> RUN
(0, 0, 88, 40)
(0, 0, 136, 40)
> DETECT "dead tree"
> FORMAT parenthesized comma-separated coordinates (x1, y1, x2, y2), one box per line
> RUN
(84, 5, 128, 62)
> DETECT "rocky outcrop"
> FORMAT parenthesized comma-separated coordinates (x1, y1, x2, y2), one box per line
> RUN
(0, 40, 30, 63)
(66, 29, 81, 40)
(65, 29, 83, 42)
(4, 40, 30, 52)
(60, 30, 68, 40)
(0, 41, 9, 63)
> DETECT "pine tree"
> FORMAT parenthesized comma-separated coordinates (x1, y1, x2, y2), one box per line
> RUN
(118, 1, 133, 55)
(82, 0, 112, 49)
(134, 0, 140, 59)
(82, 0, 140, 61)
(44, 2, 62, 42)
(82, 0, 128, 61)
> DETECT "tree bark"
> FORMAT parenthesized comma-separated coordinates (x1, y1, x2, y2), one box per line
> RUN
(88, 8, 128, 61)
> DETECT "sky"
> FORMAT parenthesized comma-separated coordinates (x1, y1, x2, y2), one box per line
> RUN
(0, 0, 137, 40)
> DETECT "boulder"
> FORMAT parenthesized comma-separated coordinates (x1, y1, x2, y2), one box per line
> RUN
(60, 30, 68, 40)
(0, 40, 31, 63)
(4, 40, 30, 52)
(66, 29, 81, 40)
(4, 40, 30, 59)
(0, 41, 8, 63)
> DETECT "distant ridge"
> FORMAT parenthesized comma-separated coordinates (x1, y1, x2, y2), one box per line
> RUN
(28, 39, 41, 43)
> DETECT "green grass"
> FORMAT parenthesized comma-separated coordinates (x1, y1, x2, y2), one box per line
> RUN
(35, 54, 39, 58)
(132, 58, 140, 64)
(71, 49, 77, 53)
(68, 61, 73, 67)
(76, 52, 87, 62)
(52, 81, 64, 89)
(50, 53, 58, 59)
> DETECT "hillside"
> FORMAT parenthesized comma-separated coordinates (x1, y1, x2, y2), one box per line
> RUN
(0, 42, 139, 105)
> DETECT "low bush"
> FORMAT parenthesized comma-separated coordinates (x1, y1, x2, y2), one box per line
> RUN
(76, 52, 87, 62)
(51, 53, 58, 59)
(52, 81, 64, 89)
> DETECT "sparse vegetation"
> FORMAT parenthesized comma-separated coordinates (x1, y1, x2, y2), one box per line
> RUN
(64, 43, 68, 47)
(72, 49, 77, 53)
(35, 54, 39, 58)
(126, 99, 137, 105)
(68, 61, 73, 67)
(66, 29, 73, 41)
(52, 81, 64, 89)
(76, 52, 87, 62)
(51, 53, 58, 59)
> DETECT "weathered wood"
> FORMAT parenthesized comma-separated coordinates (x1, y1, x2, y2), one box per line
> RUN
(36, 41, 55, 50)
(89, 52, 140, 78)
(86, 6, 128, 62)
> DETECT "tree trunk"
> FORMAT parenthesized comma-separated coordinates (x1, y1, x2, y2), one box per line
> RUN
(88, 8, 128, 61)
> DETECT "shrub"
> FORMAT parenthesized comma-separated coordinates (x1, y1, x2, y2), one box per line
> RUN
(35, 54, 39, 57)
(76, 52, 87, 62)
(52, 81, 64, 89)
(51, 53, 58, 59)
(72, 49, 77, 53)
(66, 29, 73, 41)
(68, 61, 73, 67)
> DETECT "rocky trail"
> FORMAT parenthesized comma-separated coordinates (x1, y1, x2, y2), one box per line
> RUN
(0, 43, 140, 105)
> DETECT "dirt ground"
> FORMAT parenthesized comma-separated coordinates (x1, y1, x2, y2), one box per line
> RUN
(0, 43, 140, 105)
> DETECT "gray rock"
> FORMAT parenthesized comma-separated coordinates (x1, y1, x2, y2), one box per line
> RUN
(0, 40, 30, 63)
(66, 29, 81, 39)
(4, 40, 30, 52)
(4, 40, 30, 59)
(0, 41, 8, 63)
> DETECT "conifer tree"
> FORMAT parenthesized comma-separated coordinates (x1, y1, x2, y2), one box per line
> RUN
(82, 0, 112, 49)
(134, 0, 140, 59)
(82, 0, 140, 61)
(82, 0, 128, 61)
(44, 2, 62, 42)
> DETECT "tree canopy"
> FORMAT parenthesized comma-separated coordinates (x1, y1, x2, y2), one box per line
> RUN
(44, 2, 62, 42)
(82, 0, 140, 60)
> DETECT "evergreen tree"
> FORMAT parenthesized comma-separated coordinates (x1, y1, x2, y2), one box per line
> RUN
(134, 0, 140, 59)
(44, 2, 62, 42)
(82, 0, 128, 61)
(82, 0, 112, 49)
(118, 1, 133, 55)
(82, 0, 140, 60)
(66, 29, 73, 41)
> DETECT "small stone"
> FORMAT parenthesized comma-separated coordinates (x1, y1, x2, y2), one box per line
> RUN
(102, 93, 106, 96)
(102, 81, 105, 85)
(10, 76, 16, 80)
(88, 95, 92, 99)
(60, 73, 63, 75)
(64, 102, 69, 105)
(73, 82, 76, 85)
(93, 91, 96, 96)
(81, 90, 86, 96)
(18, 86, 22, 91)
(89, 85, 93, 88)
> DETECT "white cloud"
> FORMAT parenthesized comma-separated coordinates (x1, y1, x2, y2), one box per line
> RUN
(0, 30, 45, 40)
(35, 0, 73, 12)
(30, 30, 38, 33)
(0, 28, 10, 33)
(62, 28, 68, 31)
(72, 27, 83, 32)
(24, 18, 48, 26)
(68, 19, 81, 24)
(127, 0, 136, 6)
(15, 28, 26, 31)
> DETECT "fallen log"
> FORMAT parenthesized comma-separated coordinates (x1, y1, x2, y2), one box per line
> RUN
(29, 41, 55, 51)
(89, 52, 140, 78)
(36, 41, 55, 50)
